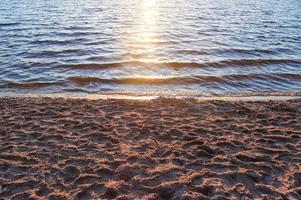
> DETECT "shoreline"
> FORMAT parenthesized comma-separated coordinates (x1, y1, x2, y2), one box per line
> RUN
(0, 92, 301, 101)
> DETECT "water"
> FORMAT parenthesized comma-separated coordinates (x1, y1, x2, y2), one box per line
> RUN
(1, 0, 301, 97)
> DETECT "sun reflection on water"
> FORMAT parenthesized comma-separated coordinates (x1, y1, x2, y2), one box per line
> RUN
(124, 0, 160, 63)
(117, 0, 163, 79)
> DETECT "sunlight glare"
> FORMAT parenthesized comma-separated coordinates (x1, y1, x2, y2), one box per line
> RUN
(123, 0, 160, 63)
(142, 0, 157, 7)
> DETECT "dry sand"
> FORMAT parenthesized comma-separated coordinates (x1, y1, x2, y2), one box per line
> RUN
(0, 97, 300, 200)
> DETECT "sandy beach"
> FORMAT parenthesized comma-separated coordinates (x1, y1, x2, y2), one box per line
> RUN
(0, 97, 300, 200)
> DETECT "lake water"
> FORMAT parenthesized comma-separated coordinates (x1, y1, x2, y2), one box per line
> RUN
(0, 0, 301, 97)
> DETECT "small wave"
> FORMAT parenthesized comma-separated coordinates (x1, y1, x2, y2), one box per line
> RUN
(61, 61, 167, 69)
(136, 40, 173, 45)
(173, 49, 211, 55)
(3, 73, 299, 91)
(62, 88, 103, 93)
(25, 49, 83, 58)
(63, 25, 94, 31)
(0, 22, 21, 27)
(61, 58, 301, 70)
(50, 31, 99, 37)
(215, 58, 301, 67)
(68, 76, 218, 85)
(224, 73, 301, 82)
(215, 48, 275, 55)
(174, 48, 275, 56)
(29, 38, 88, 45)
(67, 73, 301, 86)
(4, 82, 60, 89)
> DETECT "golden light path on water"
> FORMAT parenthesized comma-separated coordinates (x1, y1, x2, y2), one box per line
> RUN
(123, 0, 171, 81)
(120, 0, 193, 84)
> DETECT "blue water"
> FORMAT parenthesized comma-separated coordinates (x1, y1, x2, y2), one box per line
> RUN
(0, 0, 301, 96)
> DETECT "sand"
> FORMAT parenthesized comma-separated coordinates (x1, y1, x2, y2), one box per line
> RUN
(0, 97, 300, 200)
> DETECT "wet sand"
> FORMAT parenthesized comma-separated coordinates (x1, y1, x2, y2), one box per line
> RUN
(0, 97, 300, 200)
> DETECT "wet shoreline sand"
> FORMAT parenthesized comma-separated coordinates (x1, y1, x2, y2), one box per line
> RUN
(0, 97, 300, 199)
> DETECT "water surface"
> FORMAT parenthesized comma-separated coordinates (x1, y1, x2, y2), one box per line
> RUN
(1, 0, 301, 96)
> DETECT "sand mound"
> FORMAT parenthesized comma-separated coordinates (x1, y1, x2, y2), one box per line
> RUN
(0, 97, 300, 199)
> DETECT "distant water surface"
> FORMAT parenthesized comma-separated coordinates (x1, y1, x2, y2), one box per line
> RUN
(0, 0, 301, 96)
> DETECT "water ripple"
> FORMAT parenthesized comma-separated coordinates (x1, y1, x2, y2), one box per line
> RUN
(0, 0, 300, 96)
